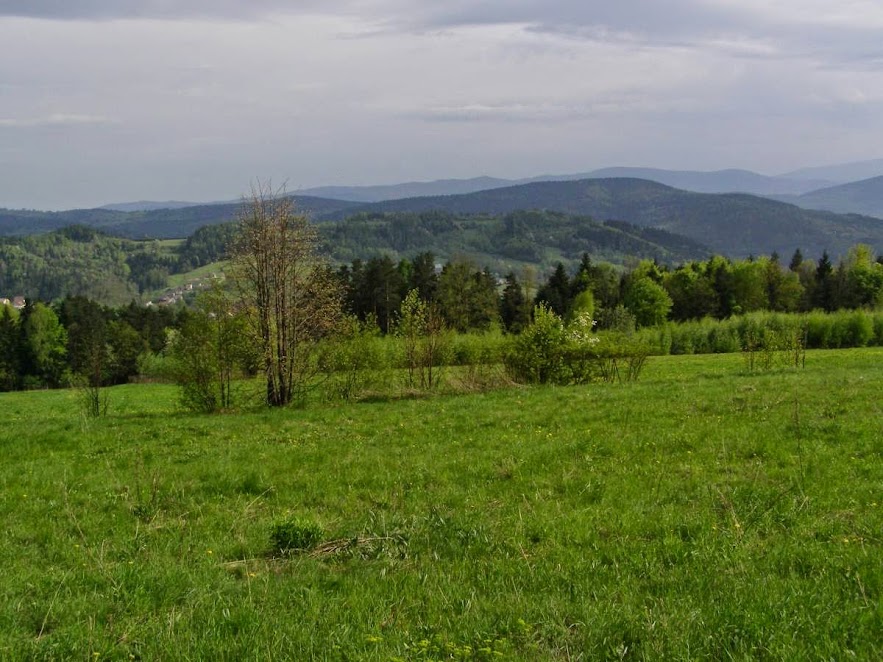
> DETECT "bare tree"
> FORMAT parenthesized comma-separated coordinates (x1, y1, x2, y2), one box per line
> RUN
(230, 182, 341, 406)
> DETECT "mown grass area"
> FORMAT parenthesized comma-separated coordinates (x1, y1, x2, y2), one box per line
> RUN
(1, 350, 881, 660)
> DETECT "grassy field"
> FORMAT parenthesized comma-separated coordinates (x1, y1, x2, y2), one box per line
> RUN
(1, 350, 881, 660)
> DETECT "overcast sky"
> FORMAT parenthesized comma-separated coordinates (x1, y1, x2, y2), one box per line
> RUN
(2, 1, 883, 209)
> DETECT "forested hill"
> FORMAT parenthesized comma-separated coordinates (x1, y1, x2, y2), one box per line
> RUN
(318, 178, 883, 258)
(319, 210, 709, 267)
(0, 224, 238, 305)
(0, 195, 359, 239)
(781, 176, 883, 219)
(0, 211, 708, 305)
(5, 179, 883, 259)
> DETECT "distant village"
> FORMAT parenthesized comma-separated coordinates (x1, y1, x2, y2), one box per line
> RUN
(143, 273, 221, 307)
(1, 273, 223, 310)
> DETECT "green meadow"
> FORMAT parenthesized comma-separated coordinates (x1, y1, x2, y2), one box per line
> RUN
(1, 349, 881, 660)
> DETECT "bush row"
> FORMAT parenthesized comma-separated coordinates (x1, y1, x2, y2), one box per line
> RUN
(636, 309, 883, 355)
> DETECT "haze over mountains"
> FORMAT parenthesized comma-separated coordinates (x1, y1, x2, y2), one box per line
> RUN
(2, 159, 883, 264)
(85, 158, 883, 216)
(773, 176, 883, 219)
(301, 167, 837, 202)
(319, 178, 883, 258)
(94, 163, 856, 210)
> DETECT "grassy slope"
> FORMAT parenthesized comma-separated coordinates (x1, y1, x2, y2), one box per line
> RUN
(1, 351, 881, 659)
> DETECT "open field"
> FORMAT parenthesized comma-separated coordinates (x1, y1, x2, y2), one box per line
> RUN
(1, 350, 881, 659)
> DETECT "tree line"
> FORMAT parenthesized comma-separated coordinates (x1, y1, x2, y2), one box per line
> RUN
(0, 297, 180, 391)
(333, 245, 883, 335)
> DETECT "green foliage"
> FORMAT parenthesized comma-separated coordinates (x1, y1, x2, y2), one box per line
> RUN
(322, 208, 708, 270)
(395, 290, 449, 391)
(623, 276, 673, 327)
(499, 271, 530, 334)
(437, 261, 499, 333)
(504, 304, 567, 384)
(0, 228, 139, 304)
(319, 315, 386, 401)
(21, 303, 68, 388)
(504, 306, 648, 386)
(168, 287, 249, 412)
(636, 309, 883, 358)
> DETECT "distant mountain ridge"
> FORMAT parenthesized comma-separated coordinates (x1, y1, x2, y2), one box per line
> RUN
(778, 158, 883, 184)
(100, 200, 215, 212)
(298, 167, 832, 202)
(95, 165, 848, 211)
(773, 176, 883, 219)
(316, 178, 883, 258)
(3, 174, 883, 260)
(0, 195, 360, 239)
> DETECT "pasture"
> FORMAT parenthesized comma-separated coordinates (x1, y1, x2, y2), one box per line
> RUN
(1, 349, 881, 659)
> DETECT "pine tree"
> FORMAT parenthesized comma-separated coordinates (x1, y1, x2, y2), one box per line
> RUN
(499, 272, 529, 333)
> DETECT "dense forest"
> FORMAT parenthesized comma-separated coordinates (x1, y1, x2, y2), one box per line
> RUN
(319, 209, 709, 267)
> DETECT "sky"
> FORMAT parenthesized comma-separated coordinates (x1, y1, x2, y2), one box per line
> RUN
(2, 1, 883, 210)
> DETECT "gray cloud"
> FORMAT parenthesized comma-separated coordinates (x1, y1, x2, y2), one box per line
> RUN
(0, 113, 115, 128)
(2, 1, 883, 209)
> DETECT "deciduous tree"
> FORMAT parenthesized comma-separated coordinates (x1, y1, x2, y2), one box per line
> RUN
(230, 183, 342, 407)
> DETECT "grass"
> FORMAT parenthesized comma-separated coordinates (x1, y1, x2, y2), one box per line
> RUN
(164, 260, 229, 290)
(1, 350, 881, 659)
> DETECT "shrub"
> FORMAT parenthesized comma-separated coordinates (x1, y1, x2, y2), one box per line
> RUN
(504, 304, 567, 384)
(804, 311, 833, 349)
(320, 316, 385, 401)
(505, 307, 649, 385)
(839, 311, 874, 348)
(873, 313, 883, 345)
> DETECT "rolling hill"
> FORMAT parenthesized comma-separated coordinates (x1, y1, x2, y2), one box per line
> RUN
(318, 178, 883, 258)
(299, 167, 828, 202)
(318, 209, 709, 269)
(97, 166, 836, 211)
(0, 195, 360, 239)
(3, 178, 882, 261)
(776, 176, 883, 219)
(778, 158, 883, 184)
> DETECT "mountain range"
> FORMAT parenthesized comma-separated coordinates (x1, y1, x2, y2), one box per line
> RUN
(86, 159, 883, 217)
(314, 178, 883, 258)
(2, 159, 883, 262)
(772, 176, 883, 219)
(96, 166, 843, 209)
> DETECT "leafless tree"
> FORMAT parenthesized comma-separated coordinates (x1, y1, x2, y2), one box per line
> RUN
(229, 182, 341, 406)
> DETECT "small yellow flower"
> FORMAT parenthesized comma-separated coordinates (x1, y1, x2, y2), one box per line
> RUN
(207, 550, 213, 555)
